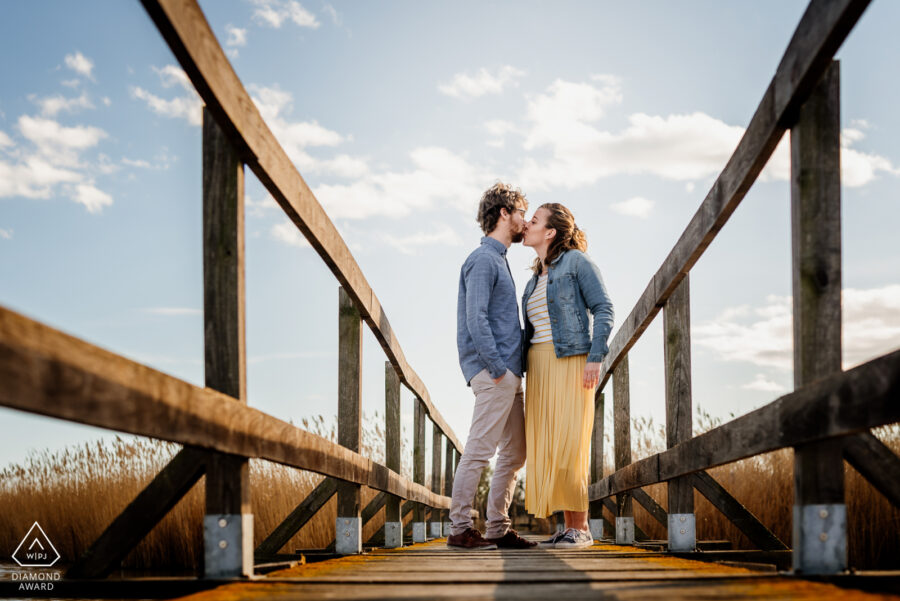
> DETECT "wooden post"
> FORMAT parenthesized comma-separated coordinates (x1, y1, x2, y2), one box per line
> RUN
(412, 398, 426, 542)
(790, 60, 845, 574)
(589, 391, 606, 540)
(335, 286, 363, 554)
(430, 424, 443, 538)
(443, 443, 455, 535)
(201, 107, 251, 579)
(613, 356, 634, 544)
(384, 362, 402, 548)
(664, 275, 695, 552)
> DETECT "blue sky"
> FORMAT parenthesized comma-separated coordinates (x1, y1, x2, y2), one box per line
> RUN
(1, 0, 899, 469)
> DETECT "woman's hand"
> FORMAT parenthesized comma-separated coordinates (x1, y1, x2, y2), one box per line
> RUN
(583, 362, 602, 389)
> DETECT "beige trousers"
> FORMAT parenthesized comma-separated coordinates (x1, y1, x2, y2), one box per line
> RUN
(449, 368, 526, 538)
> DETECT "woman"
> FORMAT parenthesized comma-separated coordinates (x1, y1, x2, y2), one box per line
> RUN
(521, 203, 614, 548)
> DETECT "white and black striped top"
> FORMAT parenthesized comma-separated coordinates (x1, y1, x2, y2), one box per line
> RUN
(526, 273, 553, 343)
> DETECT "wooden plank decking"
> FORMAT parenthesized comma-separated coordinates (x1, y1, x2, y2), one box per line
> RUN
(169, 536, 900, 601)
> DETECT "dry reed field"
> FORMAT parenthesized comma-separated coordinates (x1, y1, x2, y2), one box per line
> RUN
(1, 413, 897, 571)
(609, 414, 900, 570)
(0, 414, 407, 571)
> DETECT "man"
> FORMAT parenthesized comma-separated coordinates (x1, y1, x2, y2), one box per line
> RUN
(447, 182, 537, 550)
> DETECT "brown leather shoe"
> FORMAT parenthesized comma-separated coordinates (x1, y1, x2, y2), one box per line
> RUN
(446, 528, 498, 550)
(485, 529, 538, 549)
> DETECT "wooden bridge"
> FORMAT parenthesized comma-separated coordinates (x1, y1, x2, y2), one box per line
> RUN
(1, 0, 899, 599)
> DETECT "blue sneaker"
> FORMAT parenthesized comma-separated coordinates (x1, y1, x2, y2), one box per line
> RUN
(537, 529, 567, 548)
(554, 528, 593, 549)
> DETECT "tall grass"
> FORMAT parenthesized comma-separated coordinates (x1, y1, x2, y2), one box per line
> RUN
(605, 413, 900, 569)
(0, 413, 406, 571)
(1, 412, 897, 570)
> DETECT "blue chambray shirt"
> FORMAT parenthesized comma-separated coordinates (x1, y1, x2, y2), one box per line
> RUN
(457, 237, 524, 385)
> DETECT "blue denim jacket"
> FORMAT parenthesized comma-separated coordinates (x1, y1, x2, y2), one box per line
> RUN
(521, 249, 614, 365)
(457, 237, 524, 385)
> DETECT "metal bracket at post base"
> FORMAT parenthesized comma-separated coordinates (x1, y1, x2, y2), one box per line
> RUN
(588, 518, 604, 541)
(335, 517, 361, 555)
(203, 514, 253, 579)
(615, 517, 634, 545)
(793, 504, 847, 574)
(384, 522, 403, 548)
(668, 513, 696, 552)
(412, 522, 427, 543)
(429, 522, 442, 538)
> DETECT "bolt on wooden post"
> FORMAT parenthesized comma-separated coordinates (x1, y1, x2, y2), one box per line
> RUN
(589, 391, 606, 541)
(664, 275, 695, 552)
(384, 362, 403, 548)
(201, 107, 252, 579)
(613, 355, 634, 545)
(412, 398, 427, 542)
(336, 287, 363, 554)
(790, 60, 845, 575)
(430, 424, 443, 538)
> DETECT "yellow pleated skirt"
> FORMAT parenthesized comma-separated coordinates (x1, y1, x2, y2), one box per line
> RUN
(524, 342, 595, 518)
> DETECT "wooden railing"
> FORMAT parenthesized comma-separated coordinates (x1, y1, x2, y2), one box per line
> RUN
(0, 0, 468, 580)
(586, 0, 900, 575)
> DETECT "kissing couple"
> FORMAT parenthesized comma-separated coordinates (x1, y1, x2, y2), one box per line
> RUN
(448, 182, 614, 550)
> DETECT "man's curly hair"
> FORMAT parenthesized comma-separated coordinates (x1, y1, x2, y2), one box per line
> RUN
(477, 182, 528, 235)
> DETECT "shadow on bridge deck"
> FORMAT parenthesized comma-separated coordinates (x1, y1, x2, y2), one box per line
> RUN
(168, 535, 900, 601)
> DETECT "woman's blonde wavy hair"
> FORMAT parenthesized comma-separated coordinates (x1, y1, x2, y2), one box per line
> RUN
(531, 203, 587, 275)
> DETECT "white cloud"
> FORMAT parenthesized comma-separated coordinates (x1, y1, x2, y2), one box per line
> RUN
(225, 25, 247, 58)
(0, 113, 113, 211)
(694, 285, 900, 371)
(252, 0, 320, 29)
(844, 285, 900, 367)
(18, 115, 107, 168)
(271, 219, 311, 248)
(61, 79, 81, 89)
(74, 183, 113, 213)
(33, 91, 94, 117)
(0, 156, 82, 199)
(246, 192, 281, 217)
(485, 119, 518, 148)
(0, 228, 12, 240)
(131, 87, 202, 126)
(521, 108, 742, 190)
(64, 52, 94, 80)
(249, 85, 365, 177)
(122, 157, 152, 169)
(510, 78, 896, 191)
(313, 146, 490, 220)
(439, 66, 525, 100)
(382, 225, 463, 255)
(760, 127, 899, 187)
(226, 25, 247, 47)
(694, 294, 794, 371)
(610, 196, 654, 218)
(322, 4, 341, 25)
(742, 374, 788, 393)
(131, 65, 202, 126)
(143, 307, 202, 316)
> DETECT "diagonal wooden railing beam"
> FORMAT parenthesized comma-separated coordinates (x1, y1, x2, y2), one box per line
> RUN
(842, 431, 900, 509)
(595, 0, 870, 391)
(590, 348, 900, 500)
(138, 0, 462, 454)
(0, 306, 449, 509)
